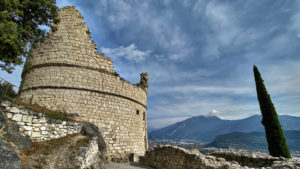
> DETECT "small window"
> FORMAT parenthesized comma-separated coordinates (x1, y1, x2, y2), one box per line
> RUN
(136, 110, 140, 115)
(143, 112, 146, 121)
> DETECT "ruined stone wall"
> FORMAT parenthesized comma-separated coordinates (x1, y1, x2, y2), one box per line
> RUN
(19, 6, 148, 159)
(1, 100, 82, 141)
(139, 146, 245, 169)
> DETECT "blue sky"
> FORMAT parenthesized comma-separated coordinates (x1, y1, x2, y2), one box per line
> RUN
(1, 0, 300, 129)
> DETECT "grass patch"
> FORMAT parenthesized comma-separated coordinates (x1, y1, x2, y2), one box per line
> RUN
(69, 136, 93, 150)
(21, 134, 79, 156)
(74, 136, 93, 149)
(5, 98, 77, 122)
(34, 164, 43, 169)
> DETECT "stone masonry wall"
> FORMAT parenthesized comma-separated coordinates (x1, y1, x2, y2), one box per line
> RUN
(140, 146, 300, 169)
(19, 6, 148, 159)
(76, 137, 102, 169)
(0, 100, 82, 141)
(139, 145, 246, 169)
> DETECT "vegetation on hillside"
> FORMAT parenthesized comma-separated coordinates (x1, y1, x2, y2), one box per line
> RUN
(0, 82, 17, 99)
(206, 130, 300, 152)
(0, 0, 59, 73)
(20, 134, 92, 169)
(253, 65, 291, 158)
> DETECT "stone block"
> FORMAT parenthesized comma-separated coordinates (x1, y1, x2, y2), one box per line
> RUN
(32, 119, 39, 124)
(12, 114, 22, 122)
(62, 121, 66, 125)
(10, 107, 20, 114)
(1, 100, 11, 107)
(23, 126, 32, 131)
(40, 126, 47, 131)
(26, 122, 32, 126)
(32, 132, 41, 138)
(17, 122, 25, 125)
(33, 128, 40, 132)
(19, 109, 28, 115)
(6, 113, 13, 119)
(22, 115, 33, 123)
(42, 131, 49, 135)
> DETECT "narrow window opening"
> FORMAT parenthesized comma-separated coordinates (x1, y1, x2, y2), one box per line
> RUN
(136, 110, 140, 115)
(143, 112, 145, 121)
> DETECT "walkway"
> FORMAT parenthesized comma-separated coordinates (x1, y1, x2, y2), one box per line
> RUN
(107, 162, 153, 169)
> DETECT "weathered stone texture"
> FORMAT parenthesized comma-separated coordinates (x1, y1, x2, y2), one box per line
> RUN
(140, 145, 246, 169)
(19, 6, 148, 159)
(1, 101, 82, 141)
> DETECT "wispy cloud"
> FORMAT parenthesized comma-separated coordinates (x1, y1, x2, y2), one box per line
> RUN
(101, 44, 151, 62)
(1, 0, 300, 129)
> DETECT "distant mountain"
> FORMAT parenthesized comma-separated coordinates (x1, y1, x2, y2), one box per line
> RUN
(148, 115, 300, 143)
(206, 130, 300, 151)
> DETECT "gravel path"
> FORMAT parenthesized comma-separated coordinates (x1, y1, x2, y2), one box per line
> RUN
(107, 162, 153, 169)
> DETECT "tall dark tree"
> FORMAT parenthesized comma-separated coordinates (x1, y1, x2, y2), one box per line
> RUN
(0, 0, 59, 73)
(253, 65, 291, 158)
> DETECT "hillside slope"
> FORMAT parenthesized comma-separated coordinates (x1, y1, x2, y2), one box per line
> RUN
(206, 130, 300, 151)
(149, 115, 300, 142)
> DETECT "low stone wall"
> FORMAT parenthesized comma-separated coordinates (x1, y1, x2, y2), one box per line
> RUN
(139, 145, 245, 169)
(0, 100, 82, 141)
(76, 137, 103, 169)
(210, 149, 300, 169)
(210, 149, 276, 167)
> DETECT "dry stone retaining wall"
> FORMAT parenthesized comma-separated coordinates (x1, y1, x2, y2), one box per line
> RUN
(140, 146, 300, 169)
(0, 100, 81, 141)
(19, 6, 148, 159)
(76, 137, 102, 169)
(139, 145, 246, 169)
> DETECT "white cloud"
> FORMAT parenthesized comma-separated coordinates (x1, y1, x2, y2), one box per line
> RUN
(101, 44, 151, 62)
(202, 1, 242, 59)
(151, 85, 254, 96)
(205, 109, 221, 117)
(205, 1, 241, 47)
(91, 0, 192, 61)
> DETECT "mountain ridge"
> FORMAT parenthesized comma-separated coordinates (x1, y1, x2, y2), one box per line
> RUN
(149, 115, 300, 143)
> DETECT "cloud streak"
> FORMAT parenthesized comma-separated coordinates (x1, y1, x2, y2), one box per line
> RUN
(101, 44, 151, 62)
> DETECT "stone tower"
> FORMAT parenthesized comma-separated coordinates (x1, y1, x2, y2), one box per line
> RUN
(19, 6, 148, 160)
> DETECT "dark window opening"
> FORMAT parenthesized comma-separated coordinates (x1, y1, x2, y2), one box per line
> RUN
(143, 112, 145, 120)
(136, 110, 140, 115)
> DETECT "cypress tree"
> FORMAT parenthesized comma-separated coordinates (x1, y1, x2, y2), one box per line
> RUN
(253, 65, 291, 158)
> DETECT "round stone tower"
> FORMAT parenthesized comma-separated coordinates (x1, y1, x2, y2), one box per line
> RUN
(19, 6, 148, 160)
